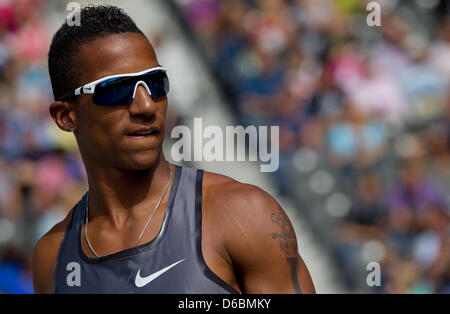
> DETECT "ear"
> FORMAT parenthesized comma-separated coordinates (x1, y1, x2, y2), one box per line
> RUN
(49, 101, 77, 132)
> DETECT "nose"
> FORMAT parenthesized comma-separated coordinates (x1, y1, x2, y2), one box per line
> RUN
(128, 81, 157, 117)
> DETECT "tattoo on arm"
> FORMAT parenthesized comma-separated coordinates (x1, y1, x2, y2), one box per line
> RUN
(286, 257, 302, 294)
(270, 210, 297, 255)
(271, 210, 302, 294)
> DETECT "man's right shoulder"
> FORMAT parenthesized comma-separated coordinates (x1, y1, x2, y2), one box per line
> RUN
(35, 208, 74, 248)
(32, 208, 75, 294)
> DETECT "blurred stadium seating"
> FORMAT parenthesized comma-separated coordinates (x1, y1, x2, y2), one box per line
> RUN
(0, 0, 449, 293)
(170, 0, 450, 293)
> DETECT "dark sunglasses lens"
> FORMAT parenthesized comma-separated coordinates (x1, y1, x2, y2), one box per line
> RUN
(94, 77, 134, 106)
(142, 71, 170, 99)
(93, 70, 170, 106)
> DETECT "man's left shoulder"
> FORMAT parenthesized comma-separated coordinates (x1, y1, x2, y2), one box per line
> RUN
(202, 170, 281, 218)
(201, 170, 302, 275)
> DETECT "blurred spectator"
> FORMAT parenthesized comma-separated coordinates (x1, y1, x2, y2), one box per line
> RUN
(386, 154, 446, 255)
(0, 246, 33, 294)
(423, 120, 450, 194)
(326, 103, 388, 191)
(429, 16, 450, 85)
(335, 170, 387, 291)
(346, 62, 407, 124)
(400, 34, 445, 122)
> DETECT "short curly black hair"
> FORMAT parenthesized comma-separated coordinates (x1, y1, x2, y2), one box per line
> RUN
(48, 5, 145, 101)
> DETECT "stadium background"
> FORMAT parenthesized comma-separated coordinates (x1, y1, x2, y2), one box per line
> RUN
(0, 0, 449, 293)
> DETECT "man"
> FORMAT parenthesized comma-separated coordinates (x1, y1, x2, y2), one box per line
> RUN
(32, 5, 315, 294)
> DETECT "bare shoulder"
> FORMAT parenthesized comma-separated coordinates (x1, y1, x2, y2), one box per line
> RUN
(32, 208, 74, 294)
(202, 170, 283, 224)
(202, 170, 277, 208)
(202, 170, 291, 254)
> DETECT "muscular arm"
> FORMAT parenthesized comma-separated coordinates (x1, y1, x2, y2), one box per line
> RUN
(206, 180, 315, 294)
(32, 210, 73, 294)
(267, 206, 313, 294)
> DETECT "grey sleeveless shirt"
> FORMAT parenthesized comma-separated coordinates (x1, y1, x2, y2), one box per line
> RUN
(52, 165, 239, 294)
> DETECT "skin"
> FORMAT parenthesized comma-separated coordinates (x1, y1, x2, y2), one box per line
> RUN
(32, 32, 315, 294)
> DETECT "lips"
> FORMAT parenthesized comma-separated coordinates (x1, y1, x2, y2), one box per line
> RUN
(125, 127, 160, 137)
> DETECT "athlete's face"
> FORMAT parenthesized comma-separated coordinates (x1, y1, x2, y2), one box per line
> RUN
(63, 33, 168, 170)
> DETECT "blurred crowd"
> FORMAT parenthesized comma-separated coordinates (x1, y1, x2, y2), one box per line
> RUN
(0, 0, 449, 294)
(174, 0, 450, 293)
(0, 0, 86, 293)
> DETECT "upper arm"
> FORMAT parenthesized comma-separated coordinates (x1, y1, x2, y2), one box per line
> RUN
(217, 183, 316, 294)
(32, 210, 72, 294)
(32, 235, 59, 293)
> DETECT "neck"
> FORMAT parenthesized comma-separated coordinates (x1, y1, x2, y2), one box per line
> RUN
(84, 153, 173, 227)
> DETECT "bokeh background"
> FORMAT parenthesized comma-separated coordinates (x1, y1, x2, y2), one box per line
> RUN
(0, 0, 449, 293)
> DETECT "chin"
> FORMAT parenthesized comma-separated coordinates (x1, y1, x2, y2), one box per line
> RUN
(121, 150, 162, 170)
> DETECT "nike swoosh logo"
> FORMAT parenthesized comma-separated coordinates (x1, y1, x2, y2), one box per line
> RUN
(135, 259, 185, 288)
